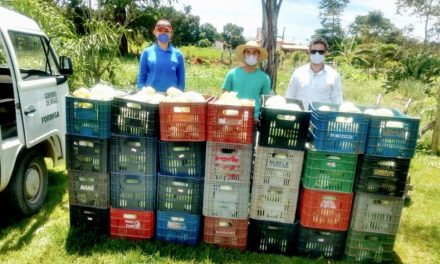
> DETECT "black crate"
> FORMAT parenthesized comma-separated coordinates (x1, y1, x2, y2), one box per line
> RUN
(158, 141, 205, 178)
(66, 135, 108, 173)
(68, 170, 109, 208)
(111, 96, 159, 137)
(110, 135, 157, 175)
(296, 224, 347, 259)
(110, 173, 156, 211)
(259, 96, 310, 151)
(69, 204, 109, 234)
(356, 155, 410, 197)
(248, 218, 298, 255)
(157, 174, 204, 214)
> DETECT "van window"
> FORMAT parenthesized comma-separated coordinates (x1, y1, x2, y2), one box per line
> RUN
(9, 31, 60, 80)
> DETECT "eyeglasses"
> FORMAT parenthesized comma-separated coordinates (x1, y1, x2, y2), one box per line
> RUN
(310, 49, 326, 55)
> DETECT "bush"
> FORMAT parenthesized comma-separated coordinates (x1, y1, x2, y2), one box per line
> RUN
(197, 38, 212, 48)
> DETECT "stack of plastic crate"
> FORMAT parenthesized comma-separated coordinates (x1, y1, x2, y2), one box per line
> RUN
(345, 107, 420, 263)
(202, 98, 255, 250)
(248, 95, 310, 255)
(296, 102, 369, 259)
(108, 96, 159, 240)
(66, 95, 112, 234)
(155, 97, 210, 245)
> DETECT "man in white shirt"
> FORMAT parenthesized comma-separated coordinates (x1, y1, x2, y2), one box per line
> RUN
(285, 38, 343, 110)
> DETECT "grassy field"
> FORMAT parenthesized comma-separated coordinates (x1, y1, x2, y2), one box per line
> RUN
(1, 47, 439, 263)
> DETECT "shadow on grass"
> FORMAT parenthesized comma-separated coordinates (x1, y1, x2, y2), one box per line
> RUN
(0, 168, 67, 252)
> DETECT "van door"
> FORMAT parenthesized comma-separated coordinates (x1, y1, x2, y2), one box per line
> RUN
(8, 31, 68, 147)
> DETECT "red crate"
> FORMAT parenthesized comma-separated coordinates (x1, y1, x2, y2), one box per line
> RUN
(110, 208, 155, 240)
(299, 188, 353, 231)
(159, 96, 212, 141)
(203, 216, 248, 250)
(207, 101, 254, 144)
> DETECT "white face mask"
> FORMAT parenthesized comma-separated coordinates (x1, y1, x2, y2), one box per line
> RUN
(245, 54, 258, 66)
(310, 53, 325, 65)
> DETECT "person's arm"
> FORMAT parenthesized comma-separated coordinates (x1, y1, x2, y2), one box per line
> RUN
(285, 70, 298, 99)
(222, 70, 233, 91)
(263, 74, 271, 95)
(136, 50, 148, 89)
(331, 73, 343, 104)
(176, 52, 185, 91)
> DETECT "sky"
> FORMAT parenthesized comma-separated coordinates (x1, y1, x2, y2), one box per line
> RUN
(177, 0, 427, 45)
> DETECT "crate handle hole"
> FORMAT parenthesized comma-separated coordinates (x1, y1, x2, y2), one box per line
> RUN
(173, 146, 190, 152)
(173, 106, 190, 113)
(326, 155, 341, 160)
(123, 213, 137, 219)
(220, 148, 236, 154)
(222, 109, 239, 116)
(218, 221, 232, 227)
(126, 102, 141, 109)
(386, 121, 404, 128)
(276, 114, 297, 121)
(335, 116, 353, 123)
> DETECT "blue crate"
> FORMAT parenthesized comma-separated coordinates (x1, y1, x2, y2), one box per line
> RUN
(110, 173, 156, 211)
(110, 135, 157, 175)
(156, 211, 201, 246)
(66, 95, 111, 138)
(365, 107, 420, 158)
(309, 102, 369, 154)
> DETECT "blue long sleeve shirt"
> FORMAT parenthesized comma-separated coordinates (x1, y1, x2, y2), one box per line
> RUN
(136, 42, 185, 92)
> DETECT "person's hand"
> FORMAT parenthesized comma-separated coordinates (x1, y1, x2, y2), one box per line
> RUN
(254, 119, 260, 126)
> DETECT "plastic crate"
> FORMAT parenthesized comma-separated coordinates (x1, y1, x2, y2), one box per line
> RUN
(159, 96, 211, 141)
(69, 204, 109, 234)
(110, 208, 155, 240)
(356, 155, 410, 197)
(204, 142, 252, 183)
(110, 135, 157, 175)
(203, 216, 248, 250)
(66, 95, 111, 138)
(309, 102, 369, 154)
(365, 107, 420, 158)
(299, 188, 353, 231)
(296, 224, 346, 259)
(206, 100, 254, 144)
(66, 135, 108, 173)
(158, 141, 205, 178)
(345, 229, 396, 263)
(157, 174, 204, 214)
(350, 193, 404, 235)
(203, 179, 250, 219)
(111, 96, 159, 137)
(258, 96, 310, 150)
(302, 148, 357, 193)
(250, 183, 299, 223)
(68, 170, 109, 208)
(156, 211, 201, 246)
(110, 173, 156, 211)
(253, 146, 304, 189)
(248, 218, 298, 255)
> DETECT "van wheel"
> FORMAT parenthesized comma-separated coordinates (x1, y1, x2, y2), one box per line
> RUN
(8, 150, 48, 216)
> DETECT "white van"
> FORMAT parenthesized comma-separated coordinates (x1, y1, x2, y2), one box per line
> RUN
(0, 7, 73, 215)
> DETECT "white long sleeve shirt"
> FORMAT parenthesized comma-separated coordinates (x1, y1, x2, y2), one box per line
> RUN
(285, 63, 343, 110)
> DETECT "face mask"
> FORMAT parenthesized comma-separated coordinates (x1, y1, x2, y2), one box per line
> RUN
(310, 53, 325, 65)
(157, 33, 170, 43)
(245, 54, 258, 66)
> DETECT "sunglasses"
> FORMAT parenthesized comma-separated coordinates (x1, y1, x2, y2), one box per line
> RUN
(310, 49, 326, 55)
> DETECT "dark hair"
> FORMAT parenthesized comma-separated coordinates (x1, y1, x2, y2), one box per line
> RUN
(309, 38, 328, 51)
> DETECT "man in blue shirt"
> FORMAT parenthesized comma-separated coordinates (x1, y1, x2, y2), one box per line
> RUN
(137, 19, 185, 92)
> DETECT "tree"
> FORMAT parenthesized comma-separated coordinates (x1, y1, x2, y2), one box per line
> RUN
(314, 0, 349, 50)
(221, 23, 245, 49)
(396, 0, 440, 43)
(349, 11, 404, 44)
(200, 23, 219, 43)
(261, 0, 282, 92)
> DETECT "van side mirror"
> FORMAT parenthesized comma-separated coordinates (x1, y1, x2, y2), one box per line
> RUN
(59, 56, 73, 76)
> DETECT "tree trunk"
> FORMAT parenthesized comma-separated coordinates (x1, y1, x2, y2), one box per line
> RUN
(261, 0, 282, 93)
(432, 83, 440, 153)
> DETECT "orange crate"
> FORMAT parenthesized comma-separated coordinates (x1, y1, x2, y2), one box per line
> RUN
(203, 216, 248, 250)
(207, 101, 254, 144)
(159, 96, 212, 141)
(110, 208, 155, 240)
(299, 188, 353, 231)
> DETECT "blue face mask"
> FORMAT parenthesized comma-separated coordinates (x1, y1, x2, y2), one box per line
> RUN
(157, 33, 170, 43)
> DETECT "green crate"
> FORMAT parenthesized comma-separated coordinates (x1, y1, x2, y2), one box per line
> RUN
(302, 148, 357, 193)
(345, 229, 396, 263)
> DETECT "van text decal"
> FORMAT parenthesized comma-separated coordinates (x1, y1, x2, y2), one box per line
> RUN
(45, 91, 58, 106)
(41, 111, 59, 124)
